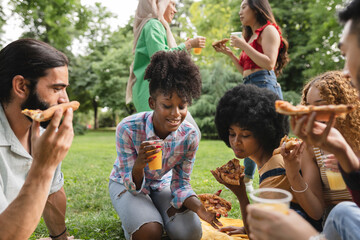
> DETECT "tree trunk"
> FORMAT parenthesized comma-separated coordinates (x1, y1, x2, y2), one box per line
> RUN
(93, 98, 99, 129)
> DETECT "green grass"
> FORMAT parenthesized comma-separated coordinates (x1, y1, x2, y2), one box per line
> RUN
(31, 130, 259, 240)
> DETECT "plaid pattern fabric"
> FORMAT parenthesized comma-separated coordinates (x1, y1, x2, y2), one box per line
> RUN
(110, 111, 199, 209)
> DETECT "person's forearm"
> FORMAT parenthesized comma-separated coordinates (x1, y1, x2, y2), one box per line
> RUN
(132, 165, 144, 190)
(43, 187, 68, 239)
(234, 184, 250, 233)
(183, 195, 202, 213)
(333, 141, 360, 173)
(242, 43, 274, 70)
(286, 171, 324, 220)
(0, 166, 55, 240)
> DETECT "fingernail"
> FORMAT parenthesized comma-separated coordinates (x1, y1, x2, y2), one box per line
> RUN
(156, 146, 162, 148)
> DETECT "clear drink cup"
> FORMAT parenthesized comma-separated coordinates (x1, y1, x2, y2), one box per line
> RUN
(143, 140, 163, 170)
(249, 188, 293, 215)
(323, 154, 346, 190)
(230, 32, 242, 50)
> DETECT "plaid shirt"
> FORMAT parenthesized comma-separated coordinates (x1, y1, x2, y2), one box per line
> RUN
(109, 111, 199, 209)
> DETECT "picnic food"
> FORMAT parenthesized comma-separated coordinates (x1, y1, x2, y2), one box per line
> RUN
(273, 135, 302, 155)
(212, 38, 229, 48)
(213, 158, 245, 185)
(275, 100, 354, 121)
(198, 193, 232, 217)
(22, 101, 80, 122)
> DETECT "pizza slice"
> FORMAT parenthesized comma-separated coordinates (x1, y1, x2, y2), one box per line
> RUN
(273, 135, 302, 155)
(275, 100, 354, 121)
(22, 101, 80, 122)
(214, 158, 245, 185)
(212, 38, 229, 48)
(198, 193, 232, 217)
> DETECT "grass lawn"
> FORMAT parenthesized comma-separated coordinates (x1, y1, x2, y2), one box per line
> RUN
(31, 130, 259, 240)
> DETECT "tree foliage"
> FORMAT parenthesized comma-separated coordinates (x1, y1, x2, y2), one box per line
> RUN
(9, 0, 92, 52)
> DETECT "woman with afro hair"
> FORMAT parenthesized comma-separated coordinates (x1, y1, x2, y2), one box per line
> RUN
(280, 71, 359, 230)
(211, 84, 319, 235)
(109, 50, 220, 240)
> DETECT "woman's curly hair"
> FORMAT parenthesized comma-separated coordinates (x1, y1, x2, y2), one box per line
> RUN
(215, 84, 289, 155)
(144, 50, 201, 105)
(301, 71, 360, 152)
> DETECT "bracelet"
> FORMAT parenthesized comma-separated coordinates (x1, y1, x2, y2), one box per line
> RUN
(291, 182, 308, 193)
(309, 233, 326, 240)
(49, 227, 67, 239)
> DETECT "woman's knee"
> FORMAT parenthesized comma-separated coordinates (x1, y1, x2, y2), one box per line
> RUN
(166, 214, 202, 240)
(132, 222, 163, 240)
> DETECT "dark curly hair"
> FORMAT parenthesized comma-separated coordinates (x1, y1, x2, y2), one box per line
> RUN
(301, 71, 360, 152)
(215, 84, 289, 155)
(144, 50, 201, 105)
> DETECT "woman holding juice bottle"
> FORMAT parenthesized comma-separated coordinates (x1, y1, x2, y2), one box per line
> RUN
(125, 0, 205, 136)
(213, 0, 289, 193)
(280, 71, 360, 226)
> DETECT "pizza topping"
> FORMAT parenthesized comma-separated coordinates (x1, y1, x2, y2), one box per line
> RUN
(273, 135, 302, 155)
(198, 193, 232, 217)
(213, 158, 245, 185)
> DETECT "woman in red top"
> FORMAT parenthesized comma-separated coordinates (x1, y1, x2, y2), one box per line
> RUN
(213, 0, 289, 192)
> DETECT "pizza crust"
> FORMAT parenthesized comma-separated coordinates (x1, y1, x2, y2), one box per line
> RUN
(212, 38, 229, 47)
(22, 101, 80, 122)
(275, 100, 354, 121)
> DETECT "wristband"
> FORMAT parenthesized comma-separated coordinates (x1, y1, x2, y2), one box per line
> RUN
(291, 182, 308, 193)
(50, 227, 67, 239)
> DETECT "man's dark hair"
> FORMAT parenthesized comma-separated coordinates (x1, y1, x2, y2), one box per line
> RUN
(338, 0, 360, 46)
(0, 38, 69, 103)
(144, 50, 201, 105)
(215, 84, 289, 155)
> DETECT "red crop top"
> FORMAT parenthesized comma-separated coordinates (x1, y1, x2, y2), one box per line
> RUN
(239, 21, 284, 71)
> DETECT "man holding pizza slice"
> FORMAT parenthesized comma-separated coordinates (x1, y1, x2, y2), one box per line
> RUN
(0, 39, 75, 239)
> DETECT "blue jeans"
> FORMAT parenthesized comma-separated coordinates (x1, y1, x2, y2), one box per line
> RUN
(243, 70, 283, 179)
(323, 201, 360, 240)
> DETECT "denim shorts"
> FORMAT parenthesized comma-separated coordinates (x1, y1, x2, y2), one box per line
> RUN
(109, 180, 202, 240)
(243, 70, 283, 99)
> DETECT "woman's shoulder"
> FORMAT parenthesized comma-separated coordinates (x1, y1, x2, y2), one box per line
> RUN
(144, 18, 163, 29)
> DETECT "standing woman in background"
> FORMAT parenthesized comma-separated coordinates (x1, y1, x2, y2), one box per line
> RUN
(125, 0, 205, 136)
(213, 0, 289, 191)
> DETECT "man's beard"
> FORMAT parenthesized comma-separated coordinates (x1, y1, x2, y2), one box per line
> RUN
(21, 89, 51, 128)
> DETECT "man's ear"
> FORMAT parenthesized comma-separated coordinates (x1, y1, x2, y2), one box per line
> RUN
(12, 75, 30, 99)
(149, 96, 156, 110)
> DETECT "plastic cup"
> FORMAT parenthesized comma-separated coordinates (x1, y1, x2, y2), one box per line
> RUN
(193, 36, 204, 55)
(230, 32, 242, 50)
(323, 155, 346, 190)
(145, 140, 163, 170)
(249, 188, 293, 215)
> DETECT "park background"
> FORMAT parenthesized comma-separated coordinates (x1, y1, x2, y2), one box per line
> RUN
(0, 0, 348, 239)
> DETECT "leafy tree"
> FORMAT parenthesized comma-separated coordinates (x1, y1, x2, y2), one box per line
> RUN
(9, 0, 92, 52)
(190, 61, 242, 138)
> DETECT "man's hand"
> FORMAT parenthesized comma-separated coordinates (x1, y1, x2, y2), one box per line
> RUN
(31, 108, 74, 173)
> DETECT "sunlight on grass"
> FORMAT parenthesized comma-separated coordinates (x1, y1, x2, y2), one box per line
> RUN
(31, 130, 259, 240)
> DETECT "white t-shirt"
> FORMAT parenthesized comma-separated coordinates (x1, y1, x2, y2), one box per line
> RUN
(0, 105, 64, 213)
